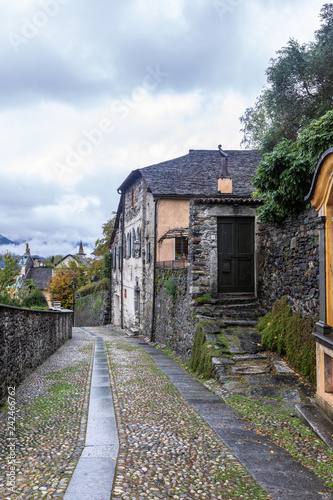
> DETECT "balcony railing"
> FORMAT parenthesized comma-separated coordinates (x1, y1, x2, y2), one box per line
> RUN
(156, 259, 188, 269)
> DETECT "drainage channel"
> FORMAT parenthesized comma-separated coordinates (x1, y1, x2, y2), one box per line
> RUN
(63, 328, 119, 500)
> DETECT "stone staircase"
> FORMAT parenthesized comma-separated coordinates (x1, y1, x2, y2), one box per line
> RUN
(194, 294, 267, 327)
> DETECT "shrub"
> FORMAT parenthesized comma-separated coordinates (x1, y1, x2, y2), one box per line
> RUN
(76, 278, 109, 298)
(163, 278, 176, 298)
(257, 296, 316, 383)
(0, 293, 22, 307)
(22, 290, 48, 309)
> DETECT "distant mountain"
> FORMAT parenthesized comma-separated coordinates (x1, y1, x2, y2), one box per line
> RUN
(0, 234, 18, 246)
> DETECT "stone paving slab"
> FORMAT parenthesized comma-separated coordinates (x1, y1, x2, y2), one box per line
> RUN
(64, 329, 119, 500)
(121, 332, 332, 499)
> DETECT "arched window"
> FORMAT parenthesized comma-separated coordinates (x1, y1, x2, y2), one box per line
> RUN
(137, 228, 141, 257)
(123, 233, 126, 259)
(132, 228, 136, 257)
(127, 232, 131, 258)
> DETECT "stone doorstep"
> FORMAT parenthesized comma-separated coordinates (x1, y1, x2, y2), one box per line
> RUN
(296, 404, 333, 449)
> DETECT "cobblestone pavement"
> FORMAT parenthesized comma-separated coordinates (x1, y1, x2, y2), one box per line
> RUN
(89, 327, 271, 499)
(1, 326, 333, 499)
(0, 329, 94, 499)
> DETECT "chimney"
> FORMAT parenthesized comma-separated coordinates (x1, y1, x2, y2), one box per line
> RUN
(218, 144, 232, 194)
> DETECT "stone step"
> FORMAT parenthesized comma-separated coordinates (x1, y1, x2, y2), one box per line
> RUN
(223, 319, 258, 327)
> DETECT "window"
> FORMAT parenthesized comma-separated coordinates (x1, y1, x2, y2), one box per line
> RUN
(137, 228, 141, 257)
(123, 233, 126, 259)
(135, 289, 140, 319)
(324, 353, 333, 393)
(127, 232, 131, 258)
(132, 228, 136, 257)
(131, 186, 135, 207)
(146, 241, 151, 263)
(111, 247, 116, 270)
(118, 246, 122, 269)
(175, 236, 188, 260)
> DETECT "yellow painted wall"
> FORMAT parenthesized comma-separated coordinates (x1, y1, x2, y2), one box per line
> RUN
(316, 343, 333, 419)
(157, 199, 189, 262)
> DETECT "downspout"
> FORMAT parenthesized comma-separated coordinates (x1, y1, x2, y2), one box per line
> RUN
(118, 189, 125, 330)
(150, 198, 158, 342)
(109, 248, 112, 324)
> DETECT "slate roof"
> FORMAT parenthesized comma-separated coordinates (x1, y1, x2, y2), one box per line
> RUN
(119, 149, 262, 197)
(24, 267, 52, 290)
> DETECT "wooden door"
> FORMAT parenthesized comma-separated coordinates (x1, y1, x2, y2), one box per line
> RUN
(218, 217, 254, 293)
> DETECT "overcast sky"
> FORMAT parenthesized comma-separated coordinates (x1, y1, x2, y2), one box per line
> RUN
(0, 0, 326, 257)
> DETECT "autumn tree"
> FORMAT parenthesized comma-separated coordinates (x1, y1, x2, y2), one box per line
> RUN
(48, 264, 88, 309)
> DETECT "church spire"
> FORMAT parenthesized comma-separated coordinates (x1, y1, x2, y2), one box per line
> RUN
(78, 240, 85, 256)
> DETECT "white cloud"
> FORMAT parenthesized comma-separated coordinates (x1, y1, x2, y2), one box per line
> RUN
(0, 0, 328, 257)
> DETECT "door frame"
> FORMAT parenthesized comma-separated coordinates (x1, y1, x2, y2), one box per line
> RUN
(217, 216, 255, 294)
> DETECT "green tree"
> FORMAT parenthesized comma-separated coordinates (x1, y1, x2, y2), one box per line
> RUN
(22, 289, 48, 309)
(240, 4, 333, 151)
(254, 109, 333, 222)
(0, 253, 20, 294)
(94, 217, 116, 256)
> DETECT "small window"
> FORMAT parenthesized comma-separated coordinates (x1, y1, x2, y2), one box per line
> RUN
(127, 232, 131, 258)
(132, 228, 136, 257)
(175, 236, 188, 260)
(137, 228, 141, 257)
(146, 241, 151, 263)
(123, 233, 126, 259)
(131, 186, 135, 207)
(324, 353, 333, 393)
(135, 289, 140, 319)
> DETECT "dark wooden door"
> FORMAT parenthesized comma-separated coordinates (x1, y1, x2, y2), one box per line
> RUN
(218, 217, 254, 293)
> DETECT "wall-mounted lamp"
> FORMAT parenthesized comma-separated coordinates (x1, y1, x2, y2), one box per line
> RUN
(134, 239, 141, 256)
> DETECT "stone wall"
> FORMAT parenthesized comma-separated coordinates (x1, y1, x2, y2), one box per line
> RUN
(154, 268, 196, 357)
(74, 291, 110, 327)
(257, 208, 320, 319)
(0, 305, 72, 406)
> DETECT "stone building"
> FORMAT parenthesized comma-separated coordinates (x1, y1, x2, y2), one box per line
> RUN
(110, 146, 262, 336)
(18, 244, 53, 305)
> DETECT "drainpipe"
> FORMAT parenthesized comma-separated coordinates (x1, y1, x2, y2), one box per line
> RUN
(150, 198, 158, 342)
(118, 189, 125, 330)
(109, 248, 112, 325)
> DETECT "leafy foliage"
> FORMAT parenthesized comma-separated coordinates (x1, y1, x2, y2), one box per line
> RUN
(254, 109, 333, 222)
(48, 267, 88, 309)
(0, 293, 21, 307)
(94, 217, 116, 256)
(240, 4, 333, 152)
(0, 253, 20, 293)
(22, 289, 48, 309)
(257, 297, 316, 383)
(75, 278, 109, 298)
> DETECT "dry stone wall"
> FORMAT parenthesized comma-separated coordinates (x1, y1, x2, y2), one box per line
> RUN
(74, 291, 110, 327)
(154, 269, 196, 357)
(0, 305, 72, 406)
(257, 208, 320, 319)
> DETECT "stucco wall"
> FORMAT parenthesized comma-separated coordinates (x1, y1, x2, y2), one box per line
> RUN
(157, 199, 189, 262)
(0, 305, 72, 406)
(257, 208, 320, 319)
